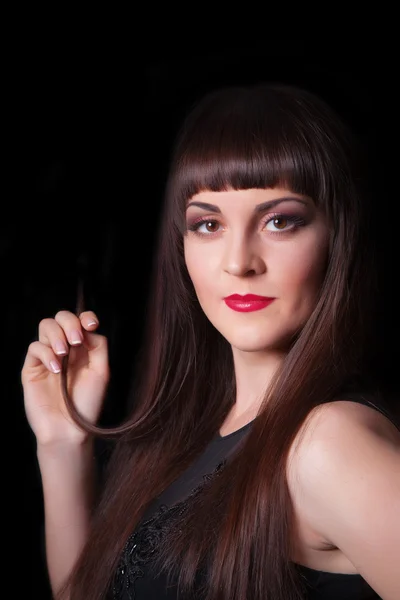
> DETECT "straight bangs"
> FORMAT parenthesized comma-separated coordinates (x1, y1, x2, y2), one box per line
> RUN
(167, 85, 350, 232)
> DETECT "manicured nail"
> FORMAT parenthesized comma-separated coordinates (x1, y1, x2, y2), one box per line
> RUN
(50, 360, 61, 373)
(55, 340, 68, 355)
(87, 320, 98, 327)
(70, 330, 83, 345)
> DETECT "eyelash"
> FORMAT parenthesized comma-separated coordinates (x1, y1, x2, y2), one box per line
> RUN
(186, 213, 306, 237)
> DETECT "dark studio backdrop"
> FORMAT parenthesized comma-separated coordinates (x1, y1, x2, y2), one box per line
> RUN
(4, 45, 397, 597)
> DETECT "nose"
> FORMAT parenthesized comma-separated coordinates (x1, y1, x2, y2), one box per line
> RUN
(222, 235, 266, 277)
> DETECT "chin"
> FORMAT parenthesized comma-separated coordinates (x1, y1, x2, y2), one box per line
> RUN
(224, 334, 280, 353)
(232, 344, 273, 353)
(219, 324, 299, 354)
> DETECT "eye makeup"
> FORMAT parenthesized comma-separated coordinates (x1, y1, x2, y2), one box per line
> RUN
(186, 212, 308, 238)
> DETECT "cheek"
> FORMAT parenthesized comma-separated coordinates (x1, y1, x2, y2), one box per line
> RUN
(184, 247, 216, 293)
(184, 257, 204, 302)
(276, 243, 328, 295)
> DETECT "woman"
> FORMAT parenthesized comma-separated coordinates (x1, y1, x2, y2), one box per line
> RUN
(21, 83, 400, 600)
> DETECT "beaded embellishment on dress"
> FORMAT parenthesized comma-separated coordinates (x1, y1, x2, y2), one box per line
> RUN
(111, 460, 226, 599)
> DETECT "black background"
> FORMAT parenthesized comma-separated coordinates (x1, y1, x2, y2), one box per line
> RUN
(4, 42, 397, 597)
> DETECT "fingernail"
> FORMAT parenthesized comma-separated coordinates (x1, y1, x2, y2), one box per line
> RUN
(55, 340, 68, 355)
(70, 329, 83, 345)
(87, 320, 98, 327)
(50, 360, 61, 373)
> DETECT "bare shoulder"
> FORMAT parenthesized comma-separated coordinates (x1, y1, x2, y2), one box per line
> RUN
(288, 398, 400, 467)
(286, 398, 400, 540)
(286, 399, 400, 598)
(326, 399, 400, 440)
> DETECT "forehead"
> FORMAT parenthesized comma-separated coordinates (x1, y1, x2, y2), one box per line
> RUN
(186, 187, 312, 209)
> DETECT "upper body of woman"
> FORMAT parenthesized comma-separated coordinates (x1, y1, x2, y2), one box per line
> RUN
(21, 82, 400, 600)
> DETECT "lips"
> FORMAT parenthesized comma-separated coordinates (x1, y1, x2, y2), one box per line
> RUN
(225, 294, 273, 301)
(223, 295, 275, 313)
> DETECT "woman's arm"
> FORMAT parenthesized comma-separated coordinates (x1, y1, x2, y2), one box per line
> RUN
(37, 439, 97, 597)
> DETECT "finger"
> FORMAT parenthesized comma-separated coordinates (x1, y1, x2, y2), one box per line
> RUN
(78, 311, 100, 332)
(53, 310, 87, 347)
(38, 317, 70, 356)
(80, 330, 110, 378)
(76, 311, 109, 376)
(39, 310, 108, 378)
(22, 340, 63, 378)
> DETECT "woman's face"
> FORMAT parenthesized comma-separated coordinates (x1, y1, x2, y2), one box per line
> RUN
(184, 188, 330, 353)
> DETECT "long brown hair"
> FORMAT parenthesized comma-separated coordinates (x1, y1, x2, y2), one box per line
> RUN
(58, 83, 379, 599)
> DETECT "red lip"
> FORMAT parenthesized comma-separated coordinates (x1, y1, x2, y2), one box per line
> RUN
(223, 295, 275, 313)
(224, 294, 274, 301)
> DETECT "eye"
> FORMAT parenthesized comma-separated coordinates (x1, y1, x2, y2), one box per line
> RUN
(186, 213, 306, 237)
(263, 214, 306, 233)
(187, 219, 221, 235)
(198, 220, 220, 234)
(265, 216, 290, 231)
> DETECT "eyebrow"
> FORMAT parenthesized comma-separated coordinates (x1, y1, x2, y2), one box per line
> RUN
(186, 196, 310, 213)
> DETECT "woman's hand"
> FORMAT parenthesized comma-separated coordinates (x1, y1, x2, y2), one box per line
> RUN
(21, 310, 110, 446)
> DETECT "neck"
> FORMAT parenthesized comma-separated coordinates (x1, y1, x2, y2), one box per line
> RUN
(231, 347, 285, 416)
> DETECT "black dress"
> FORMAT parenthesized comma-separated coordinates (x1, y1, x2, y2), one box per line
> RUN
(110, 395, 399, 600)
